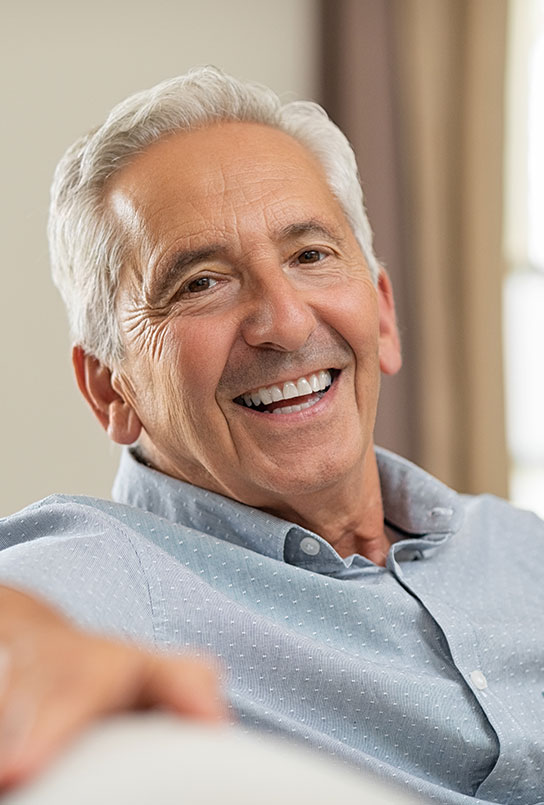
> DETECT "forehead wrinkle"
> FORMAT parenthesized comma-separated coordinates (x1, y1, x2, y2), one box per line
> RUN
(144, 211, 252, 307)
(110, 123, 355, 306)
(134, 199, 229, 304)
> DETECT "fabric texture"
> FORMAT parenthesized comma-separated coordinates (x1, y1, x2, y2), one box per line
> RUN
(0, 447, 542, 804)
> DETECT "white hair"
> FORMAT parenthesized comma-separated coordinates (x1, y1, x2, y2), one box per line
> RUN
(48, 66, 379, 367)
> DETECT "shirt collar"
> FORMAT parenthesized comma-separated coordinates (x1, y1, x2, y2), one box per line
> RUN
(112, 446, 463, 570)
(112, 448, 292, 562)
(376, 447, 463, 536)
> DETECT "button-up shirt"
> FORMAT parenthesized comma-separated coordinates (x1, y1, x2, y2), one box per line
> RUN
(0, 448, 543, 804)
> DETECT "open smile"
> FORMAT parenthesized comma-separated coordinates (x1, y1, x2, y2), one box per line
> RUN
(233, 369, 339, 415)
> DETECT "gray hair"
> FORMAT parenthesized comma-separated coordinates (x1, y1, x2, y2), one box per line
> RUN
(48, 66, 379, 367)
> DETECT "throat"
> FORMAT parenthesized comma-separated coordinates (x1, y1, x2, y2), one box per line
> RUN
(334, 532, 390, 565)
(262, 449, 389, 564)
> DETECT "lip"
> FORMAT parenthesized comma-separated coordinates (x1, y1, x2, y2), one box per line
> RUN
(232, 369, 341, 423)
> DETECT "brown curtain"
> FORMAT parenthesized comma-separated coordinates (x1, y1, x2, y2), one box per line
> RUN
(320, 0, 508, 497)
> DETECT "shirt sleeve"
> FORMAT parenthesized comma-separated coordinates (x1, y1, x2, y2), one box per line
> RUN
(0, 495, 156, 645)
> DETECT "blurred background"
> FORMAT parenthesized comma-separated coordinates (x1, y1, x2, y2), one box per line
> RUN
(1, 0, 543, 517)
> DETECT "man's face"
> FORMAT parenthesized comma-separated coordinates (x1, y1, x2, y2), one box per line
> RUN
(106, 122, 400, 510)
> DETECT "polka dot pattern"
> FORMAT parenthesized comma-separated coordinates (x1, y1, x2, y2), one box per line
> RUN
(0, 447, 543, 804)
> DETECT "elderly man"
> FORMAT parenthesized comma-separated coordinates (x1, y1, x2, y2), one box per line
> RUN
(0, 68, 543, 804)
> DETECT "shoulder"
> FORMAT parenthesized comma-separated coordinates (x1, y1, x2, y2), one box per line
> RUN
(460, 491, 544, 537)
(452, 491, 544, 584)
(2, 493, 141, 540)
(0, 495, 169, 641)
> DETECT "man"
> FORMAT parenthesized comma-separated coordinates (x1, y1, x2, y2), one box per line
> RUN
(0, 68, 542, 803)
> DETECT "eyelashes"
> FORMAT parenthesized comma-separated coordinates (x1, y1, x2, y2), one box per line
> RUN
(296, 249, 326, 264)
(182, 276, 219, 294)
(168, 246, 339, 306)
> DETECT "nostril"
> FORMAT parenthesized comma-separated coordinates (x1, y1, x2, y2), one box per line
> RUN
(240, 296, 317, 352)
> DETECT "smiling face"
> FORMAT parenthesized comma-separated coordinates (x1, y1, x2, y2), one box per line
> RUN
(94, 121, 400, 512)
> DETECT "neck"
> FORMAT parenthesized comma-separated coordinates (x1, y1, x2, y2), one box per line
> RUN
(262, 447, 389, 566)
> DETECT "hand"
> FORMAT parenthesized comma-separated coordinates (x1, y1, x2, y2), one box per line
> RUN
(0, 586, 227, 790)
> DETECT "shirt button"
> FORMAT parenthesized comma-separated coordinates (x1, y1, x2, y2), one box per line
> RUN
(300, 537, 320, 556)
(469, 670, 488, 690)
(430, 507, 454, 518)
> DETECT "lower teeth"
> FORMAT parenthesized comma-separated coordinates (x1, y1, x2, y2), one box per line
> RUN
(236, 378, 334, 413)
(271, 393, 322, 415)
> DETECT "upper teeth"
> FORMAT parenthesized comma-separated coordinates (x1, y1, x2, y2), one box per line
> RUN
(242, 370, 332, 408)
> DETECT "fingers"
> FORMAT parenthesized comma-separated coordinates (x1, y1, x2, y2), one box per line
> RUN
(135, 652, 229, 722)
(0, 587, 227, 790)
(2, 642, 227, 788)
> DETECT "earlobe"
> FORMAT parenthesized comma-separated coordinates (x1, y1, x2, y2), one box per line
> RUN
(72, 346, 142, 444)
(376, 269, 402, 376)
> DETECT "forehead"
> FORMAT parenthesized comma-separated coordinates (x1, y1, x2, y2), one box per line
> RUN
(107, 121, 348, 253)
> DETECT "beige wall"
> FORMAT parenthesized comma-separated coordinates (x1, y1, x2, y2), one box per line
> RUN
(1, 0, 318, 515)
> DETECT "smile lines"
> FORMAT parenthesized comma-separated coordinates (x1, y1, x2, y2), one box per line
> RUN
(235, 369, 333, 414)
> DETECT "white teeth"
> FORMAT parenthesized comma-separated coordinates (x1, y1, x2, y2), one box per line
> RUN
(296, 378, 313, 396)
(240, 369, 334, 408)
(318, 370, 331, 389)
(283, 381, 298, 400)
(272, 396, 321, 415)
(258, 387, 273, 405)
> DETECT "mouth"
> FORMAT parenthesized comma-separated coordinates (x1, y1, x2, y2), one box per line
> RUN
(233, 368, 339, 415)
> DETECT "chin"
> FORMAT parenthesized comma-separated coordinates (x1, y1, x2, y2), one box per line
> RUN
(249, 452, 363, 500)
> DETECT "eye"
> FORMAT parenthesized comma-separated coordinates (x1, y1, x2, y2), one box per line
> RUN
(184, 276, 218, 294)
(297, 249, 324, 264)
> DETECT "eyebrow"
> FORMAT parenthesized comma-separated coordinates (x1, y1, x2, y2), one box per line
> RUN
(145, 244, 226, 304)
(145, 219, 346, 304)
(273, 219, 346, 248)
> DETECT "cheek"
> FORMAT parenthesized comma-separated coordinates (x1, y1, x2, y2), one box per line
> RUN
(161, 320, 233, 409)
(324, 288, 380, 359)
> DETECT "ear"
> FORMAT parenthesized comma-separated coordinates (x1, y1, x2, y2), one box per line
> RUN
(72, 346, 142, 445)
(376, 268, 402, 376)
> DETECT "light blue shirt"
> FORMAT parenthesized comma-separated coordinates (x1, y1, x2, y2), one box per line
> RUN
(0, 448, 543, 804)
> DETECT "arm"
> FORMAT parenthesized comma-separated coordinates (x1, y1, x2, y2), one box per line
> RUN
(0, 586, 227, 790)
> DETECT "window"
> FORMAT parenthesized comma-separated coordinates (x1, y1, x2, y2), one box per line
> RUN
(503, 0, 544, 517)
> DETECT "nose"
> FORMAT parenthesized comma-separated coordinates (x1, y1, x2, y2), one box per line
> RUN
(240, 271, 317, 352)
